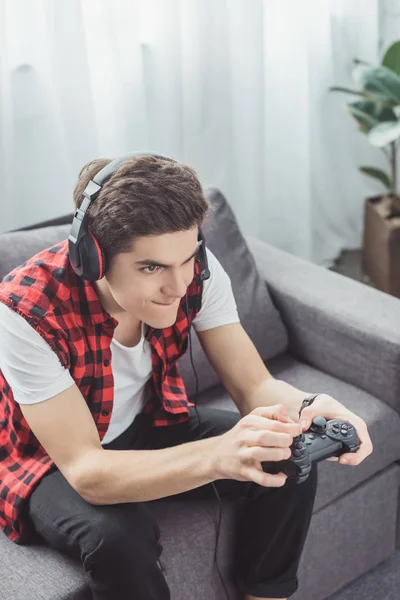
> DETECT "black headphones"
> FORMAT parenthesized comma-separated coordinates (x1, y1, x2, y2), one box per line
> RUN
(68, 151, 211, 282)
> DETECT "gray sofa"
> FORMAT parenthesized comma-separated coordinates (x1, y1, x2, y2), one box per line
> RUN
(1, 187, 400, 600)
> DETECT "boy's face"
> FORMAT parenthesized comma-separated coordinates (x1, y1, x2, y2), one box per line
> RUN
(101, 227, 199, 329)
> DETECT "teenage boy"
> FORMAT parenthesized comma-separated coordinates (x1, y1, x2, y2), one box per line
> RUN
(0, 154, 373, 600)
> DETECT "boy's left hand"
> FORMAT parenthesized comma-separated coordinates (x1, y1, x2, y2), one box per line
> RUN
(299, 394, 373, 466)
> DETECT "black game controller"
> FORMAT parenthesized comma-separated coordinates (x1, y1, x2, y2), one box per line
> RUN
(262, 416, 361, 484)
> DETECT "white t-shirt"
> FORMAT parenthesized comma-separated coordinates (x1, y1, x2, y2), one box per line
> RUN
(0, 249, 240, 444)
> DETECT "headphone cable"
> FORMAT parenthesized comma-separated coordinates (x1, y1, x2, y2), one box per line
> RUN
(186, 296, 230, 600)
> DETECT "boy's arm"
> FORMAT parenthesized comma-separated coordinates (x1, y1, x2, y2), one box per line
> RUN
(20, 384, 218, 505)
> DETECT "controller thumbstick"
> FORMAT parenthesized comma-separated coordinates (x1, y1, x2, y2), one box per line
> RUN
(311, 416, 327, 432)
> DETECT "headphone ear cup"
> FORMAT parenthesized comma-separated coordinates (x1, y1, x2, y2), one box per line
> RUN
(98, 246, 106, 279)
(78, 230, 106, 281)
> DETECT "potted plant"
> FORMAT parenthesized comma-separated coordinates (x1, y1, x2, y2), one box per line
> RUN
(331, 41, 400, 297)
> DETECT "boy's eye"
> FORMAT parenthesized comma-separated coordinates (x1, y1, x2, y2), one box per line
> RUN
(142, 265, 162, 274)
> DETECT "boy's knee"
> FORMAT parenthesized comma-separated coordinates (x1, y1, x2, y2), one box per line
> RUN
(84, 503, 161, 566)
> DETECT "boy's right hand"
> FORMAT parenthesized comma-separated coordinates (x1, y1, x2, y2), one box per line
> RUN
(212, 404, 302, 487)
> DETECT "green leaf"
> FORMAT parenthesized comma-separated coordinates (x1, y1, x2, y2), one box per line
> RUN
(359, 66, 400, 106)
(329, 86, 365, 96)
(347, 101, 397, 132)
(382, 41, 400, 76)
(367, 120, 400, 147)
(359, 166, 392, 189)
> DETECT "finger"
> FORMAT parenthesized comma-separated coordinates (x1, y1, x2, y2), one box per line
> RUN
(355, 431, 373, 459)
(243, 414, 301, 437)
(242, 445, 291, 463)
(245, 428, 294, 449)
(300, 419, 312, 431)
(339, 446, 369, 465)
(339, 453, 358, 465)
(339, 426, 373, 465)
(339, 443, 372, 465)
(243, 465, 287, 488)
(278, 413, 297, 424)
(251, 404, 296, 423)
(327, 457, 339, 461)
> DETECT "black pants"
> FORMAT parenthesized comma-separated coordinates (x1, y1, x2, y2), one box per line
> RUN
(27, 407, 318, 599)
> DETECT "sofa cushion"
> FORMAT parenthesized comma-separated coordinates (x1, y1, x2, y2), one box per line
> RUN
(178, 187, 288, 397)
(0, 496, 238, 600)
(0, 532, 91, 600)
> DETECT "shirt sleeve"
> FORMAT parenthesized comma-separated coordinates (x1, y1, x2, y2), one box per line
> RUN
(0, 302, 74, 404)
(192, 248, 240, 332)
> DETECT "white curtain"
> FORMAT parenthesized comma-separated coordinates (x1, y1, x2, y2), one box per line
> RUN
(0, 0, 384, 265)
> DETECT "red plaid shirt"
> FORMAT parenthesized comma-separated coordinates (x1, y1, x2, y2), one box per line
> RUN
(0, 240, 203, 543)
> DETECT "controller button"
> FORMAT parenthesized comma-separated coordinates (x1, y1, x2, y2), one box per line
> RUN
(321, 435, 327, 439)
(311, 416, 327, 432)
(308, 434, 316, 439)
(294, 441, 303, 449)
(293, 449, 303, 457)
(306, 441, 312, 445)
(342, 424, 349, 430)
(341, 430, 348, 436)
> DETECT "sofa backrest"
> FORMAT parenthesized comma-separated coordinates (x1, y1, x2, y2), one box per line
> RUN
(0, 187, 288, 396)
(178, 187, 288, 396)
(0, 224, 71, 281)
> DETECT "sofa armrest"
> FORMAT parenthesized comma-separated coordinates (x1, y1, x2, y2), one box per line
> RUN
(246, 236, 400, 414)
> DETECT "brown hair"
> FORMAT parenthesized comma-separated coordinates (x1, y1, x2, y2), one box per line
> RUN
(73, 155, 211, 264)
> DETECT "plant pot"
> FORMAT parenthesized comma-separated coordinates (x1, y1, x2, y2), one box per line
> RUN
(362, 196, 400, 298)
